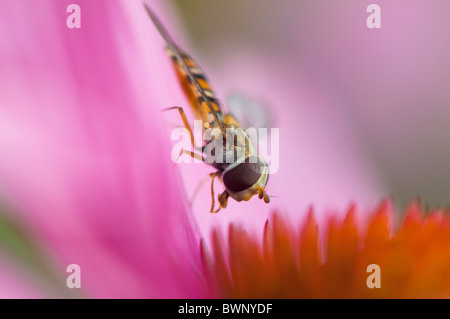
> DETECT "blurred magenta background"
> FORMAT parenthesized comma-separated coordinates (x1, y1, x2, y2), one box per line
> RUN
(171, 0, 450, 215)
(1, 0, 450, 297)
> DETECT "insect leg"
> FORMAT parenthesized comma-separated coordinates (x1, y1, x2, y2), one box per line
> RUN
(209, 172, 220, 213)
(208, 173, 228, 213)
(177, 149, 204, 162)
(163, 106, 201, 151)
(217, 190, 229, 210)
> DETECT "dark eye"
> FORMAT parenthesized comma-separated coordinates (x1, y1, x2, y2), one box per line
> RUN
(223, 156, 264, 192)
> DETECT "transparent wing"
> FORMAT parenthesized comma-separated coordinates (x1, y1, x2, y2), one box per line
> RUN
(226, 92, 273, 130)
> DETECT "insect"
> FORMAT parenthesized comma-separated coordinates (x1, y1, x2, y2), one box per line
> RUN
(145, 5, 270, 213)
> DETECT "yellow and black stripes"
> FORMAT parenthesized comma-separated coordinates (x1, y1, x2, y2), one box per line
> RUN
(167, 47, 223, 125)
(144, 4, 225, 135)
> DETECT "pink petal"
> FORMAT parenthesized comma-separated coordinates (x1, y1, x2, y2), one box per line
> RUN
(0, 260, 46, 298)
(0, 0, 206, 298)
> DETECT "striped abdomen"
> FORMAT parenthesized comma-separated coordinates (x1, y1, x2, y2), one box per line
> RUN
(167, 47, 223, 126)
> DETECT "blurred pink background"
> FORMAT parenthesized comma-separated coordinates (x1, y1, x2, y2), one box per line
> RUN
(170, 0, 450, 235)
(0, 0, 449, 297)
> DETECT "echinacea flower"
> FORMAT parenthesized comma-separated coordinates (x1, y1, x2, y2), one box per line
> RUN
(201, 201, 450, 298)
(0, 0, 448, 300)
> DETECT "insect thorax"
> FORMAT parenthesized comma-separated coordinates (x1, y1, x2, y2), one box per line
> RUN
(203, 125, 256, 171)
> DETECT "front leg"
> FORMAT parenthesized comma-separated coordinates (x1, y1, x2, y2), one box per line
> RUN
(209, 172, 228, 213)
(163, 106, 202, 152)
(217, 190, 229, 210)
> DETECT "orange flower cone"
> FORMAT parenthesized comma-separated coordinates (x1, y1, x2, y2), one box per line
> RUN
(201, 201, 450, 298)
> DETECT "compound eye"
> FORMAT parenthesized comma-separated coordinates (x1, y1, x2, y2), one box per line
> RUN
(223, 156, 264, 192)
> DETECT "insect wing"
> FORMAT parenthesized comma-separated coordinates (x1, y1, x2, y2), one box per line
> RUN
(227, 93, 273, 130)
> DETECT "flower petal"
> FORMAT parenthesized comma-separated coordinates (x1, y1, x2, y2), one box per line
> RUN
(0, 0, 206, 298)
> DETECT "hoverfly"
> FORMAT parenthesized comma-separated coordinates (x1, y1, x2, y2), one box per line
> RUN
(145, 5, 270, 213)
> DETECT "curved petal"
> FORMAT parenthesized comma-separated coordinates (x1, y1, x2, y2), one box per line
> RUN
(0, 0, 206, 298)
